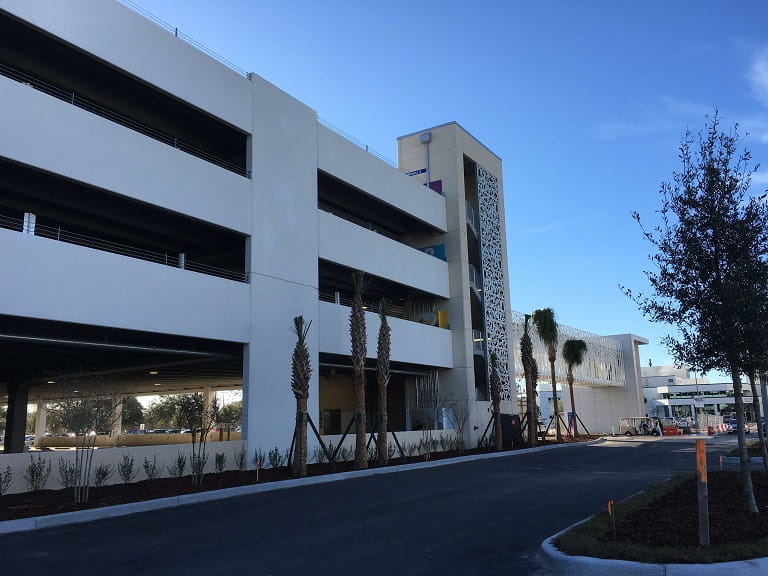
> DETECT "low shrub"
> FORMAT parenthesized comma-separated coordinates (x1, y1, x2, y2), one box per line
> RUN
(214, 452, 227, 474)
(143, 455, 160, 480)
(118, 453, 139, 483)
(94, 463, 115, 487)
(0, 466, 12, 495)
(58, 457, 79, 489)
(167, 452, 187, 478)
(24, 454, 51, 492)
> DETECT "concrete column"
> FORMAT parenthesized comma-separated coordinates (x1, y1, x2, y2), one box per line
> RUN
(34, 401, 47, 447)
(245, 74, 319, 461)
(111, 396, 123, 446)
(4, 381, 31, 454)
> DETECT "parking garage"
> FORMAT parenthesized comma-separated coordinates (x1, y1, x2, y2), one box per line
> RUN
(0, 314, 243, 453)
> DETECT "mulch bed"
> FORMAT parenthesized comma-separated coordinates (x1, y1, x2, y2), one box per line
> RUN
(1, 440, 563, 521)
(612, 472, 768, 547)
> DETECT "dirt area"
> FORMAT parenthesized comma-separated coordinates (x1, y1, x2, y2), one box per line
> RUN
(612, 471, 768, 547)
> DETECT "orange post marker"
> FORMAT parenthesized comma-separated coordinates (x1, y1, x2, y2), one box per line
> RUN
(608, 499, 616, 540)
(696, 439, 710, 547)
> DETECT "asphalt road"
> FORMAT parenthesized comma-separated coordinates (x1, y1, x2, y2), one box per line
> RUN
(0, 435, 738, 576)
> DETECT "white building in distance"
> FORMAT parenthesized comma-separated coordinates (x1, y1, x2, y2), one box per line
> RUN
(642, 365, 757, 422)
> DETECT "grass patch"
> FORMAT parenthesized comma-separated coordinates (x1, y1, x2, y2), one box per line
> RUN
(554, 472, 768, 564)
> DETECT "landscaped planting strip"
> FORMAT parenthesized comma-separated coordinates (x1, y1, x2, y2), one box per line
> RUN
(538, 507, 768, 575)
(0, 439, 602, 534)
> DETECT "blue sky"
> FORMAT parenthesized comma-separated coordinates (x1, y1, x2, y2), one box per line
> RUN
(130, 0, 768, 373)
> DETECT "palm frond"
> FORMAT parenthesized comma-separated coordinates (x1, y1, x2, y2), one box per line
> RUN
(562, 339, 588, 370)
(532, 307, 559, 351)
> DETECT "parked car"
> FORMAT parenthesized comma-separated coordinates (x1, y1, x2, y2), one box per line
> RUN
(619, 417, 658, 436)
(676, 419, 692, 434)
(727, 418, 750, 434)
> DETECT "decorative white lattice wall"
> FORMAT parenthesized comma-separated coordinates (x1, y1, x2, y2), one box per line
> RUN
(508, 310, 626, 389)
(476, 165, 512, 400)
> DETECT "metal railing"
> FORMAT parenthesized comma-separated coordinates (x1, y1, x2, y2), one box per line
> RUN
(118, 3, 412, 182)
(317, 116, 400, 170)
(319, 290, 406, 319)
(318, 290, 450, 330)
(468, 263, 482, 292)
(473, 330, 485, 354)
(118, 0, 249, 78)
(318, 202, 405, 244)
(0, 62, 249, 178)
(466, 201, 479, 237)
(0, 213, 247, 283)
(318, 202, 448, 264)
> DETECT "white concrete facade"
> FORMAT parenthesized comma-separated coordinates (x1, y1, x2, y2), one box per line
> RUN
(0, 0, 518, 460)
(641, 366, 756, 421)
(0, 1, 650, 468)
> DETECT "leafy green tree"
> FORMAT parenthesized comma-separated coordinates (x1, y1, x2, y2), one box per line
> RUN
(145, 394, 203, 430)
(49, 375, 119, 503)
(177, 394, 204, 431)
(562, 339, 588, 439)
(218, 401, 242, 425)
(533, 308, 562, 443)
(122, 396, 144, 430)
(626, 112, 768, 514)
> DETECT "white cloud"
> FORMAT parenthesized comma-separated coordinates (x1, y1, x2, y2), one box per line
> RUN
(596, 97, 713, 141)
(750, 47, 768, 106)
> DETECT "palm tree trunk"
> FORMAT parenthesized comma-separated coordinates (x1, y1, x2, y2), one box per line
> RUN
(568, 373, 578, 439)
(550, 358, 562, 443)
(377, 385, 388, 465)
(748, 373, 768, 473)
(526, 374, 537, 448)
(354, 369, 368, 469)
(731, 365, 758, 514)
(494, 401, 502, 451)
(294, 397, 308, 478)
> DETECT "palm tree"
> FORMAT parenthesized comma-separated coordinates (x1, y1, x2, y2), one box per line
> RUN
(489, 352, 502, 451)
(562, 339, 587, 439)
(533, 308, 562, 443)
(290, 315, 312, 478)
(376, 299, 391, 465)
(350, 271, 369, 469)
(521, 314, 537, 448)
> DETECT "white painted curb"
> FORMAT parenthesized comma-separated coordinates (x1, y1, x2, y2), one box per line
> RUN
(538, 519, 768, 575)
(0, 438, 604, 534)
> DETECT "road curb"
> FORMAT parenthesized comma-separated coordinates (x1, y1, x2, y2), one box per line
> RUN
(538, 516, 768, 575)
(0, 438, 604, 534)
(722, 456, 765, 469)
